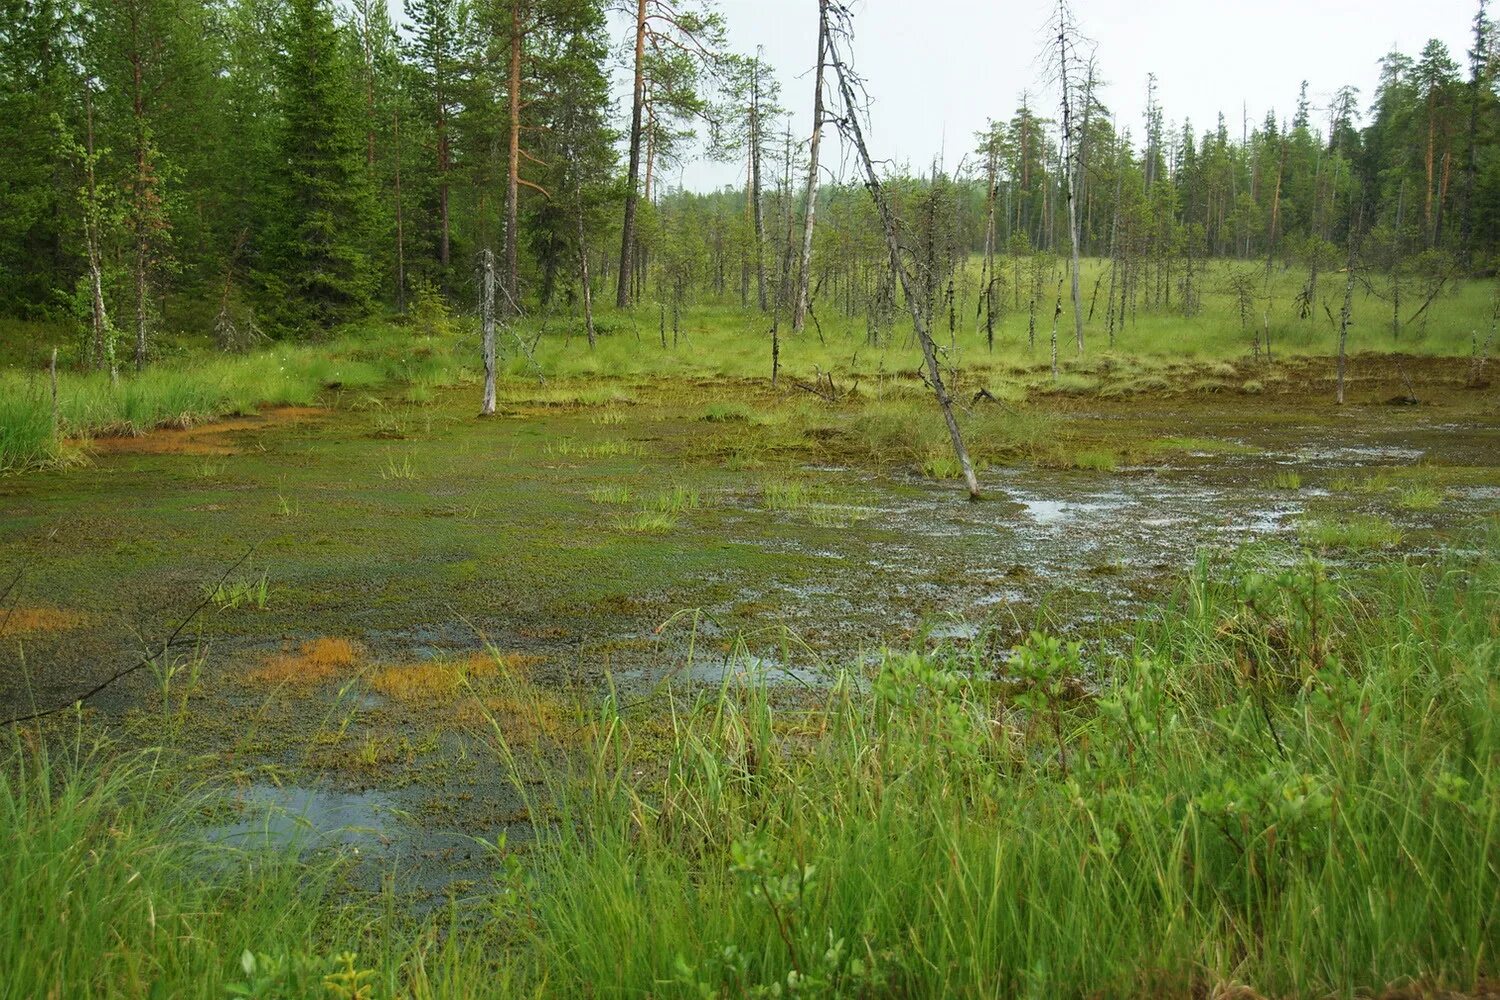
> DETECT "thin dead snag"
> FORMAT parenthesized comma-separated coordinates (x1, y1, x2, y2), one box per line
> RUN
(792, 0, 829, 332)
(480, 249, 498, 416)
(827, 6, 979, 500)
(1050, 0, 1088, 356)
(575, 173, 596, 349)
(1335, 254, 1356, 406)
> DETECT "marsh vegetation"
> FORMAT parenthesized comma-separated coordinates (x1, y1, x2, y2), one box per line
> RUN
(3, 0, 1500, 995)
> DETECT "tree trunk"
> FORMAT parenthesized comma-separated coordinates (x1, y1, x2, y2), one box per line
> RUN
(480, 249, 497, 415)
(792, 0, 828, 332)
(129, 22, 149, 372)
(1336, 253, 1356, 405)
(437, 80, 450, 272)
(503, 0, 525, 312)
(82, 86, 114, 379)
(576, 176, 596, 349)
(394, 106, 406, 313)
(977, 145, 997, 341)
(830, 30, 980, 500)
(750, 59, 767, 312)
(616, 0, 648, 308)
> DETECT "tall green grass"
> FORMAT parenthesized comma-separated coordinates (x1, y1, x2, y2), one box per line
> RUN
(0, 734, 337, 998)
(3, 531, 1495, 997)
(0, 329, 469, 472)
(517, 531, 1497, 997)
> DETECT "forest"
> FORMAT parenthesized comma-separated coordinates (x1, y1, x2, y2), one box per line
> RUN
(1, 0, 1497, 997)
(0, 0, 1497, 363)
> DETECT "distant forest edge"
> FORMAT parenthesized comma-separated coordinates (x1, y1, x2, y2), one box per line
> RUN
(1, 0, 1498, 366)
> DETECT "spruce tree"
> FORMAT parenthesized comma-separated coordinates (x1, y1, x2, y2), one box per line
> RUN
(262, 0, 374, 334)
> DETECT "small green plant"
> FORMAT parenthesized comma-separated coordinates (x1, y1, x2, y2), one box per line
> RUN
(588, 484, 634, 505)
(547, 438, 644, 460)
(614, 511, 677, 534)
(921, 451, 965, 479)
(380, 454, 418, 481)
(1398, 485, 1442, 511)
(408, 276, 453, 338)
(1299, 515, 1403, 550)
(806, 504, 867, 528)
(148, 641, 207, 725)
(645, 485, 701, 514)
(1272, 469, 1303, 490)
(590, 409, 627, 426)
(227, 950, 378, 999)
(701, 401, 756, 423)
(1070, 449, 1117, 471)
(761, 479, 814, 510)
(206, 572, 270, 611)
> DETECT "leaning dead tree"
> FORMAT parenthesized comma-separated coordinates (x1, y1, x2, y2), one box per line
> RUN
(826, 4, 979, 499)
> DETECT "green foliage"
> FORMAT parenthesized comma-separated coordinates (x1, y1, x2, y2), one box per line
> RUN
(0, 738, 333, 998)
(2, 529, 1496, 997)
(517, 537, 1497, 996)
(1298, 514, 1405, 550)
(205, 571, 270, 611)
(406, 276, 453, 338)
(259, 0, 376, 334)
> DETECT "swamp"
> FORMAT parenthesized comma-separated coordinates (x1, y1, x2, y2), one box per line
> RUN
(2, 0, 1498, 996)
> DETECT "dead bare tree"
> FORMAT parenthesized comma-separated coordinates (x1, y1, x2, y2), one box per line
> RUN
(480, 249, 498, 416)
(792, 0, 829, 332)
(826, 4, 979, 500)
(1467, 282, 1497, 388)
(1048, 0, 1091, 356)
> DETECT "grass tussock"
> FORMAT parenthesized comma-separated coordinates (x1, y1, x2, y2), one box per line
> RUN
(587, 484, 634, 505)
(760, 478, 815, 510)
(1272, 469, 1303, 490)
(1399, 485, 1444, 511)
(1, 328, 466, 473)
(1149, 436, 1260, 456)
(613, 511, 677, 534)
(0, 738, 337, 999)
(1299, 514, 1405, 551)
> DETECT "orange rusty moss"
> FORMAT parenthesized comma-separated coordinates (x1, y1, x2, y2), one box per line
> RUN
(0, 607, 89, 638)
(85, 406, 329, 457)
(454, 689, 571, 740)
(246, 637, 362, 686)
(367, 651, 542, 704)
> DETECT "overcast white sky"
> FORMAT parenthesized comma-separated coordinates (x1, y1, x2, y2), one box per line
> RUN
(649, 0, 1477, 192)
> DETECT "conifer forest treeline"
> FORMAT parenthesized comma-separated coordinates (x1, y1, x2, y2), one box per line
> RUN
(2, 0, 1498, 361)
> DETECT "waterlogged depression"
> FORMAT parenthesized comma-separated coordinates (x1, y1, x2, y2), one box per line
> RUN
(2, 390, 1497, 903)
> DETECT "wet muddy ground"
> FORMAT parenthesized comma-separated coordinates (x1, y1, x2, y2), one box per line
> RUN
(2, 367, 1497, 904)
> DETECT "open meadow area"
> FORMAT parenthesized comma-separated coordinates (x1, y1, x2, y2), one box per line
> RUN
(3, 0, 1500, 996)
